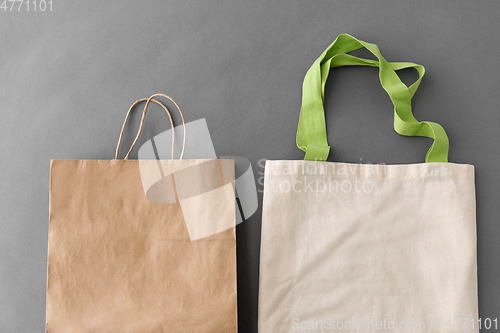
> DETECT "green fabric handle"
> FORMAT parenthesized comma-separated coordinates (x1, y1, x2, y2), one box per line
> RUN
(296, 34, 449, 163)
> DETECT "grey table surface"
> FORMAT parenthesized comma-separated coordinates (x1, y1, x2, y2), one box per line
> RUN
(1, 1, 499, 332)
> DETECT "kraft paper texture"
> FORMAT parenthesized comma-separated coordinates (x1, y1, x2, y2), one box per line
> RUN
(47, 159, 237, 332)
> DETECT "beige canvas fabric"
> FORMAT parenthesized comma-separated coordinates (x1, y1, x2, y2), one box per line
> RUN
(259, 160, 478, 332)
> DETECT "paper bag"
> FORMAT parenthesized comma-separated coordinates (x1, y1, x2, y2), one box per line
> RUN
(46, 95, 238, 332)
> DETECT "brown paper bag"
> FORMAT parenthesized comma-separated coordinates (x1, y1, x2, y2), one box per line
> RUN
(46, 95, 237, 332)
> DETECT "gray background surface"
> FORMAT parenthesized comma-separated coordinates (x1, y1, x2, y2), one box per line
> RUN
(1, 1, 499, 332)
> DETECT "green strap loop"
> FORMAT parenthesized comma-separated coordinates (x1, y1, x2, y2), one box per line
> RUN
(297, 34, 449, 163)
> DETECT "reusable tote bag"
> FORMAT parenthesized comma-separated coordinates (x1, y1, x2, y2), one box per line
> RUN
(259, 35, 478, 332)
(47, 94, 238, 332)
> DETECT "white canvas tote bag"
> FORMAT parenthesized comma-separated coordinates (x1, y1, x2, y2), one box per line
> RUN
(258, 35, 478, 332)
